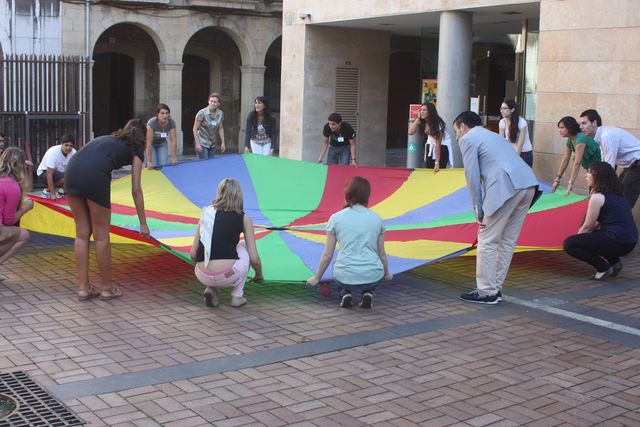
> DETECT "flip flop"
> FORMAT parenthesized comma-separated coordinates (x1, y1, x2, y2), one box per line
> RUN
(78, 286, 100, 301)
(0, 274, 6, 281)
(99, 287, 123, 301)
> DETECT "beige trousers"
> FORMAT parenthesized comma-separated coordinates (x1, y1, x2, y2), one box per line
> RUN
(476, 187, 535, 296)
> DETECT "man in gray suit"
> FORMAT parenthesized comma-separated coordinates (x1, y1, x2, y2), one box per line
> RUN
(453, 111, 539, 304)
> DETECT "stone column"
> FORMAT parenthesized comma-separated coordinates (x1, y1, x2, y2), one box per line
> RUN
(158, 61, 184, 154)
(437, 11, 472, 167)
(239, 65, 266, 153)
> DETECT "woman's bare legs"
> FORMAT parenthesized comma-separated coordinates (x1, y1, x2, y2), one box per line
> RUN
(67, 195, 92, 292)
(87, 199, 115, 296)
(0, 228, 29, 264)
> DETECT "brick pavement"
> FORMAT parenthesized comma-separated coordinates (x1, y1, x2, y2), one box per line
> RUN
(1, 232, 639, 426)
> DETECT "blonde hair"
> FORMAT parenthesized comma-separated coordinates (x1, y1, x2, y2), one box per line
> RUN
(212, 178, 243, 213)
(0, 147, 28, 193)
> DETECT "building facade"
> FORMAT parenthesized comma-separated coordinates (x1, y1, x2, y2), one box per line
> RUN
(1, 0, 282, 155)
(279, 0, 640, 218)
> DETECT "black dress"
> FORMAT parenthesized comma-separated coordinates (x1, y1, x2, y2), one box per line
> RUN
(64, 136, 144, 208)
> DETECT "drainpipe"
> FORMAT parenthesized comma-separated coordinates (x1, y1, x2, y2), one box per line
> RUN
(85, 0, 90, 58)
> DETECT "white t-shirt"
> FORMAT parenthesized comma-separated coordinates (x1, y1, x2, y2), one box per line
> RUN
(424, 132, 456, 167)
(499, 116, 532, 152)
(37, 145, 76, 176)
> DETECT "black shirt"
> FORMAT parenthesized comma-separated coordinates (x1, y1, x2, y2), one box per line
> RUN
(195, 210, 244, 262)
(323, 121, 356, 147)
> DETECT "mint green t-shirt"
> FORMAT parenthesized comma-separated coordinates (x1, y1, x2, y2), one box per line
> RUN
(327, 205, 384, 285)
(566, 132, 600, 170)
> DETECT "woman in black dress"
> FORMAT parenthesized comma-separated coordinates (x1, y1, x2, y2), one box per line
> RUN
(65, 119, 150, 301)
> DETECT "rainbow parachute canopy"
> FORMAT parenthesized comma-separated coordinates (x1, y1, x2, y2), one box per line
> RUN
(23, 154, 588, 282)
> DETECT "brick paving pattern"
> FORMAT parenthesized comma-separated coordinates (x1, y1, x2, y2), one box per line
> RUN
(1, 232, 639, 426)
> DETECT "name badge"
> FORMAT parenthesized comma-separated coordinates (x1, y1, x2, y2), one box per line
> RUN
(160, 132, 168, 138)
(337, 136, 344, 143)
(211, 120, 217, 127)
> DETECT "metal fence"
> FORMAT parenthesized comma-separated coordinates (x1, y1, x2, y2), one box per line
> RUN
(0, 54, 90, 180)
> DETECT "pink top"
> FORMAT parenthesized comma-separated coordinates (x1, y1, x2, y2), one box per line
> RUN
(0, 176, 22, 226)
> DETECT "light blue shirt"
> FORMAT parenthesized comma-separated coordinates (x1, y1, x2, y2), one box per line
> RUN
(328, 205, 384, 285)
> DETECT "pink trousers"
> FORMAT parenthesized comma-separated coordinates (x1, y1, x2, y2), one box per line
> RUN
(194, 241, 249, 297)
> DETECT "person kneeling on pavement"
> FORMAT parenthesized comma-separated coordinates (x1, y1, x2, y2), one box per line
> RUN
(190, 178, 263, 308)
(306, 176, 393, 309)
(563, 161, 638, 280)
(37, 134, 76, 199)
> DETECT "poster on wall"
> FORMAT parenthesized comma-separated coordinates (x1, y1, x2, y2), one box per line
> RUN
(422, 79, 437, 105)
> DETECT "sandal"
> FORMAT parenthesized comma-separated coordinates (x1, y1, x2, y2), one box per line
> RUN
(78, 286, 101, 301)
(0, 274, 6, 281)
(99, 287, 123, 301)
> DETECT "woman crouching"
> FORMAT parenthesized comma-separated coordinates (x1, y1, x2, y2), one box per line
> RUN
(306, 176, 393, 308)
(190, 178, 263, 307)
(563, 161, 638, 280)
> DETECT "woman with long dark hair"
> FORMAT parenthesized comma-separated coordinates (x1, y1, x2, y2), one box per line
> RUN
(563, 161, 637, 280)
(408, 102, 454, 172)
(552, 116, 600, 195)
(146, 103, 177, 167)
(244, 96, 278, 156)
(65, 119, 150, 301)
(499, 99, 533, 167)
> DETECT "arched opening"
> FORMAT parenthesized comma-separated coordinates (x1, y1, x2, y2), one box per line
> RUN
(92, 23, 160, 136)
(182, 28, 242, 154)
(386, 49, 421, 149)
(264, 36, 282, 113)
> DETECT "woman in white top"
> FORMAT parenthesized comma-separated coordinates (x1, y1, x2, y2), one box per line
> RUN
(408, 102, 454, 172)
(499, 99, 533, 167)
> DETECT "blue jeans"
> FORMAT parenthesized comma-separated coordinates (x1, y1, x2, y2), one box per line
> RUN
(149, 143, 168, 166)
(197, 145, 216, 160)
(327, 145, 350, 165)
(335, 279, 379, 296)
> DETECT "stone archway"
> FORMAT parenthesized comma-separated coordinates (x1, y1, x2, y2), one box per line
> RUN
(92, 23, 160, 136)
(181, 28, 242, 153)
(264, 36, 282, 114)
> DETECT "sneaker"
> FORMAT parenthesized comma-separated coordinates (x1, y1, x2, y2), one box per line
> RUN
(204, 288, 219, 307)
(340, 293, 353, 308)
(593, 267, 613, 281)
(459, 290, 499, 305)
(610, 261, 623, 277)
(359, 292, 373, 309)
(496, 291, 503, 302)
(42, 189, 50, 197)
(56, 188, 65, 197)
(231, 296, 247, 307)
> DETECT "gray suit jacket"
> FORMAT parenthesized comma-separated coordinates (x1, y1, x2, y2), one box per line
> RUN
(459, 126, 538, 220)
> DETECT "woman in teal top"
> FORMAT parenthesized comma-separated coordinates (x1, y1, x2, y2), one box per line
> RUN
(552, 116, 601, 195)
(306, 177, 393, 309)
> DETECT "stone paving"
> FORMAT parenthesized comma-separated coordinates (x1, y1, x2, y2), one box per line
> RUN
(1, 231, 640, 426)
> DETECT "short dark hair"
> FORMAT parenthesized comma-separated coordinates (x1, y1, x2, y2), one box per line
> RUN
(156, 103, 170, 114)
(208, 93, 221, 102)
(61, 134, 75, 144)
(580, 109, 602, 126)
(328, 112, 342, 123)
(453, 111, 482, 129)
(557, 116, 580, 136)
(344, 176, 370, 207)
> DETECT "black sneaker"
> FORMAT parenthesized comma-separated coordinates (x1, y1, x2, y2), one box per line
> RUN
(496, 291, 503, 302)
(340, 293, 353, 308)
(460, 290, 498, 305)
(610, 261, 623, 277)
(204, 288, 219, 307)
(359, 292, 373, 309)
(593, 267, 613, 281)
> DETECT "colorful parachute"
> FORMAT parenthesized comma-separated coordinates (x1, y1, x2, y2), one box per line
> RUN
(22, 154, 588, 282)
